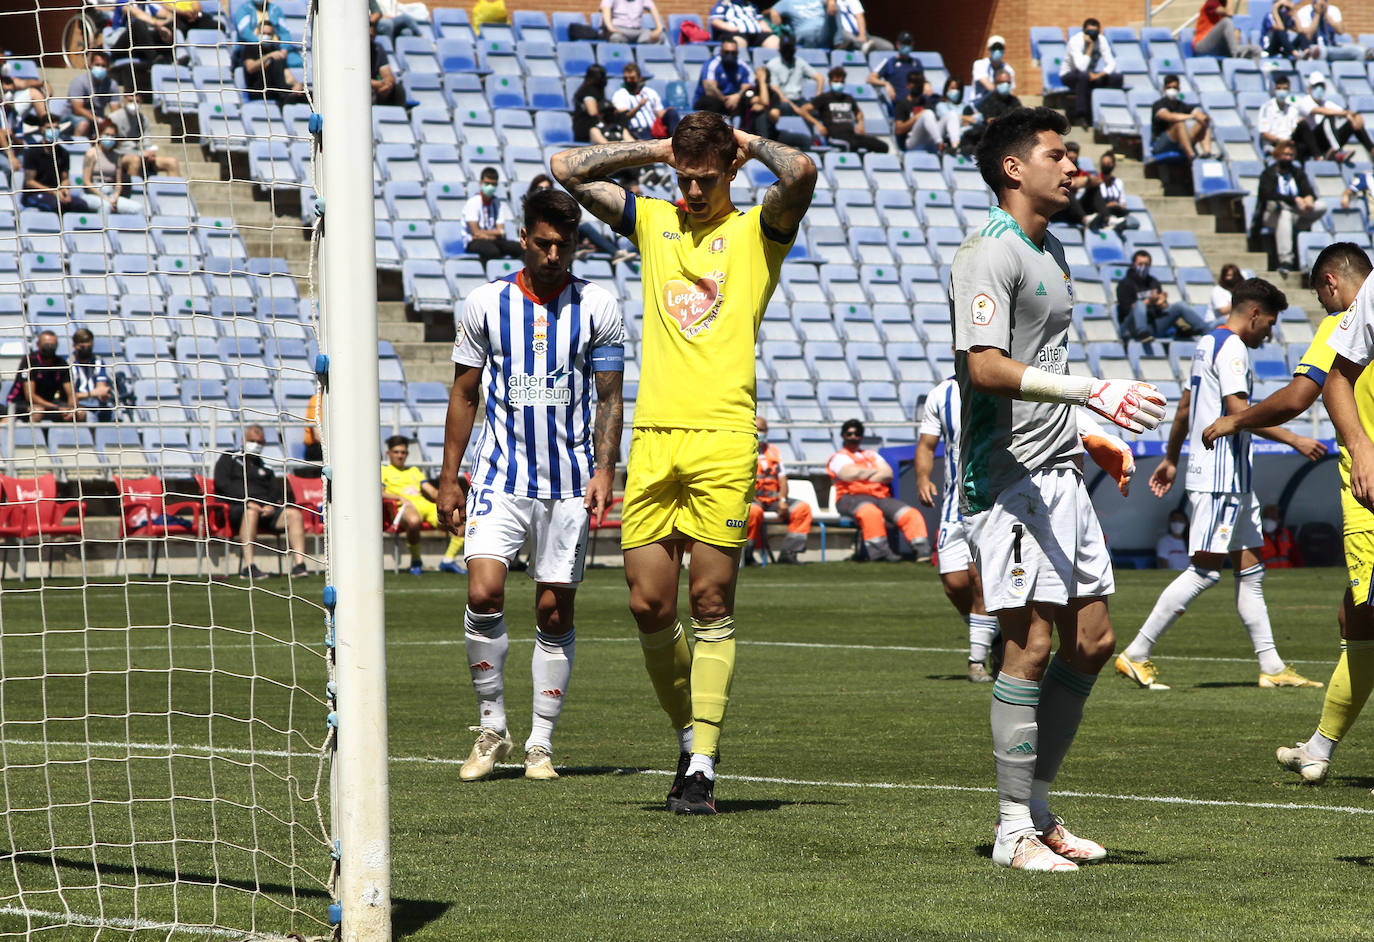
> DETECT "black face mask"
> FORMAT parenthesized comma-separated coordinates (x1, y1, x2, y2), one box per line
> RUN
(1277, 159, 1294, 171)
(1085, 28, 1100, 40)
(721, 54, 737, 66)
(779, 42, 796, 60)
(39, 345, 57, 358)
(1100, 165, 1114, 178)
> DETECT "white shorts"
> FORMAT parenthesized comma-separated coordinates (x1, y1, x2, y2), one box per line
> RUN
(463, 488, 590, 584)
(965, 468, 1114, 613)
(936, 517, 973, 575)
(1187, 490, 1262, 556)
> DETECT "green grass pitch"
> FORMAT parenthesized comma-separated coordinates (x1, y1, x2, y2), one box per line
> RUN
(0, 562, 1370, 940)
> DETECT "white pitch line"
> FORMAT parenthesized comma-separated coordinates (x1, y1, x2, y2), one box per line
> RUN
(0, 904, 267, 939)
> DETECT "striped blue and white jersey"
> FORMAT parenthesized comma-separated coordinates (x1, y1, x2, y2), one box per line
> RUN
(453, 271, 625, 499)
(918, 377, 962, 524)
(1185, 326, 1252, 495)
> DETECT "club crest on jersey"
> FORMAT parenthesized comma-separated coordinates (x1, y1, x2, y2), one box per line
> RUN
(1063, 271, 1073, 297)
(532, 314, 548, 353)
(1341, 299, 1359, 330)
(710, 237, 727, 253)
(971, 293, 995, 325)
(1229, 357, 1245, 375)
(663, 272, 725, 337)
(1010, 567, 1026, 590)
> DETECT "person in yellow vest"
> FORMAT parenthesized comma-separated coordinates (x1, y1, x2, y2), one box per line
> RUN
(826, 418, 929, 561)
(745, 415, 813, 564)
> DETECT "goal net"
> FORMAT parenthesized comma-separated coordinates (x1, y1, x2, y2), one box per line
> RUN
(0, 1, 386, 938)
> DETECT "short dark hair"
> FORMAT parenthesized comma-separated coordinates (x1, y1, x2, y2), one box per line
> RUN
(72, 328, 94, 344)
(1133, 250, 1151, 263)
(1083, 17, 1101, 29)
(523, 186, 582, 234)
(830, 66, 847, 81)
(975, 106, 1069, 195)
(841, 418, 864, 436)
(1311, 241, 1374, 285)
(1230, 277, 1287, 316)
(1163, 72, 1180, 87)
(671, 111, 736, 172)
(385, 435, 410, 450)
(480, 166, 499, 181)
(90, 49, 110, 62)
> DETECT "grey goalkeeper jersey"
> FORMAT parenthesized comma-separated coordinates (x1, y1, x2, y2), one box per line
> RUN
(949, 206, 1083, 515)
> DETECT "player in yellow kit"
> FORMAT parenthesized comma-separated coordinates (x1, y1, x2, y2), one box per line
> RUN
(553, 112, 816, 814)
(381, 434, 464, 574)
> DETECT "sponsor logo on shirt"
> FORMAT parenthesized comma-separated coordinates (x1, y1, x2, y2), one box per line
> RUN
(509, 371, 572, 405)
(725, 518, 745, 528)
(663, 272, 725, 337)
(662, 231, 681, 241)
(1037, 344, 1068, 372)
(971, 292, 996, 325)
(1034, 281, 1048, 296)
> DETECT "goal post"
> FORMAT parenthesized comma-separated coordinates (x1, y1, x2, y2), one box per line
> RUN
(314, 0, 392, 938)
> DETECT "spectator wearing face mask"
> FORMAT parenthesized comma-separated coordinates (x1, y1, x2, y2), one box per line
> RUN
(754, 38, 826, 144)
(1151, 73, 1214, 160)
(6, 331, 81, 422)
(20, 115, 99, 215)
(765, 0, 837, 50)
(109, 93, 181, 179)
(1116, 250, 1214, 341)
(803, 67, 889, 153)
(67, 50, 120, 139)
(899, 76, 972, 153)
(613, 63, 678, 141)
(1297, 71, 1374, 164)
(1060, 17, 1123, 128)
(234, 0, 304, 70)
(1260, 504, 1303, 568)
(694, 38, 757, 118)
(1082, 151, 1139, 235)
(827, 418, 929, 562)
(1193, 0, 1262, 58)
(1257, 76, 1306, 157)
(1295, 0, 1370, 61)
(970, 35, 1014, 105)
(464, 167, 522, 264)
(68, 328, 116, 422)
(241, 20, 307, 104)
(1262, 0, 1317, 60)
(833, 0, 893, 53)
(1050, 139, 1096, 227)
(974, 68, 1021, 123)
(1253, 139, 1327, 276)
(1210, 263, 1244, 317)
(868, 32, 924, 107)
(82, 118, 145, 214)
(1157, 510, 1191, 570)
(213, 423, 308, 580)
(707, 0, 781, 49)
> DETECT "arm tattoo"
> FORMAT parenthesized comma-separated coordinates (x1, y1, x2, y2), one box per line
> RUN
(750, 137, 817, 235)
(592, 371, 624, 472)
(551, 140, 666, 227)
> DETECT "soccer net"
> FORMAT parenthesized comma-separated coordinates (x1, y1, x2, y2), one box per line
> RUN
(0, 1, 379, 937)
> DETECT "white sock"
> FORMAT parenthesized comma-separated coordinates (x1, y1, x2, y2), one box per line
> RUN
(1307, 731, 1337, 760)
(526, 627, 575, 754)
(969, 613, 998, 663)
(464, 607, 509, 732)
(1236, 564, 1285, 675)
(687, 753, 715, 780)
(1124, 565, 1219, 661)
(677, 726, 694, 753)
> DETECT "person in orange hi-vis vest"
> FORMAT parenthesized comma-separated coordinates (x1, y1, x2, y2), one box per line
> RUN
(825, 417, 930, 561)
(745, 415, 813, 564)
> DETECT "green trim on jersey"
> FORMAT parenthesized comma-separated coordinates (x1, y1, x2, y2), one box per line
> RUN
(985, 206, 1043, 255)
(961, 386, 1000, 515)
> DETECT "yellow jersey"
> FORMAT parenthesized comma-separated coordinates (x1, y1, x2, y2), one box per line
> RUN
(624, 196, 792, 434)
(1295, 312, 1374, 533)
(381, 464, 427, 500)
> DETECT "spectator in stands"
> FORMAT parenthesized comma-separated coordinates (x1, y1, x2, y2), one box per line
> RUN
(694, 37, 757, 119)
(766, 0, 836, 49)
(1295, 0, 1372, 61)
(1260, 504, 1304, 568)
(754, 37, 826, 144)
(234, 0, 303, 70)
(1082, 150, 1138, 235)
(975, 68, 1021, 123)
(82, 118, 145, 214)
(1151, 73, 1214, 160)
(1156, 509, 1190, 570)
(67, 50, 120, 139)
(1116, 249, 1214, 341)
(970, 35, 1014, 105)
(1254, 138, 1327, 276)
(707, 0, 780, 49)
(464, 167, 522, 263)
(834, 0, 892, 53)
(69, 328, 115, 422)
(1060, 17, 1123, 128)
(213, 423, 308, 580)
(600, 0, 664, 43)
(745, 416, 812, 565)
(1262, 0, 1317, 60)
(110, 92, 181, 178)
(0, 125, 19, 180)
(900, 75, 972, 153)
(1194, 0, 1262, 58)
(613, 62, 677, 140)
(369, 0, 423, 40)
(114, 2, 178, 64)
(242, 21, 307, 105)
(6, 331, 81, 422)
(1340, 170, 1374, 215)
(1050, 139, 1095, 226)
(367, 19, 407, 108)
(1258, 74, 1305, 156)
(2, 59, 53, 135)
(1209, 262, 1243, 317)
(167, 1, 219, 37)
(20, 115, 99, 215)
(803, 66, 888, 153)
(867, 32, 923, 107)
(1298, 70, 1374, 163)
(826, 418, 929, 562)
(573, 65, 621, 144)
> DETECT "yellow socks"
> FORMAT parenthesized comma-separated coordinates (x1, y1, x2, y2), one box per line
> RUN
(1317, 639, 1374, 743)
(444, 535, 464, 560)
(640, 622, 693, 733)
(689, 616, 736, 759)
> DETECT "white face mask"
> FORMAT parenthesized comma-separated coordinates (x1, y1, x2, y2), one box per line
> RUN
(243, 441, 264, 455)
(1262, 519, 1278, 535)
(1311, 87, 1325, 104)
(1169, 521, 1185, 536)
(124, 101, 138, 113)
(1164, 87, 1180, 100)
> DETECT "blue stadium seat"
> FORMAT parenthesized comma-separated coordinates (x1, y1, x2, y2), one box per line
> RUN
(412, 107, 459, 147)
(437, 38, 482, 73)
(434, 7, 472, 39)
(394, 36, 439, 74)
(534, 111, 574, 146)
(526, 75, 568, 111)
(556, 42, 597, 77)
(483, 73, 527, 110)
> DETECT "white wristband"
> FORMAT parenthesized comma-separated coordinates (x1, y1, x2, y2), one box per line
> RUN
(1019, 367, 1094, 405)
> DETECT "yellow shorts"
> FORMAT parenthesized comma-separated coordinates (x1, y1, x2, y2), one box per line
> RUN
(621, 427, 757, 550)
(1346, 530, 1374, 605)
(394, 494, 438, 529)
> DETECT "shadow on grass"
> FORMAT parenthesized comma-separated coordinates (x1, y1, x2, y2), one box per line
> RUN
(1192, 682, 1261, 689)
(972, 844, 1169, 866)
(925, 673, 977, 682)
(635, 798, 842, 814)
(393, 898, 453, 938)
(1330, 775, 1374, 790)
